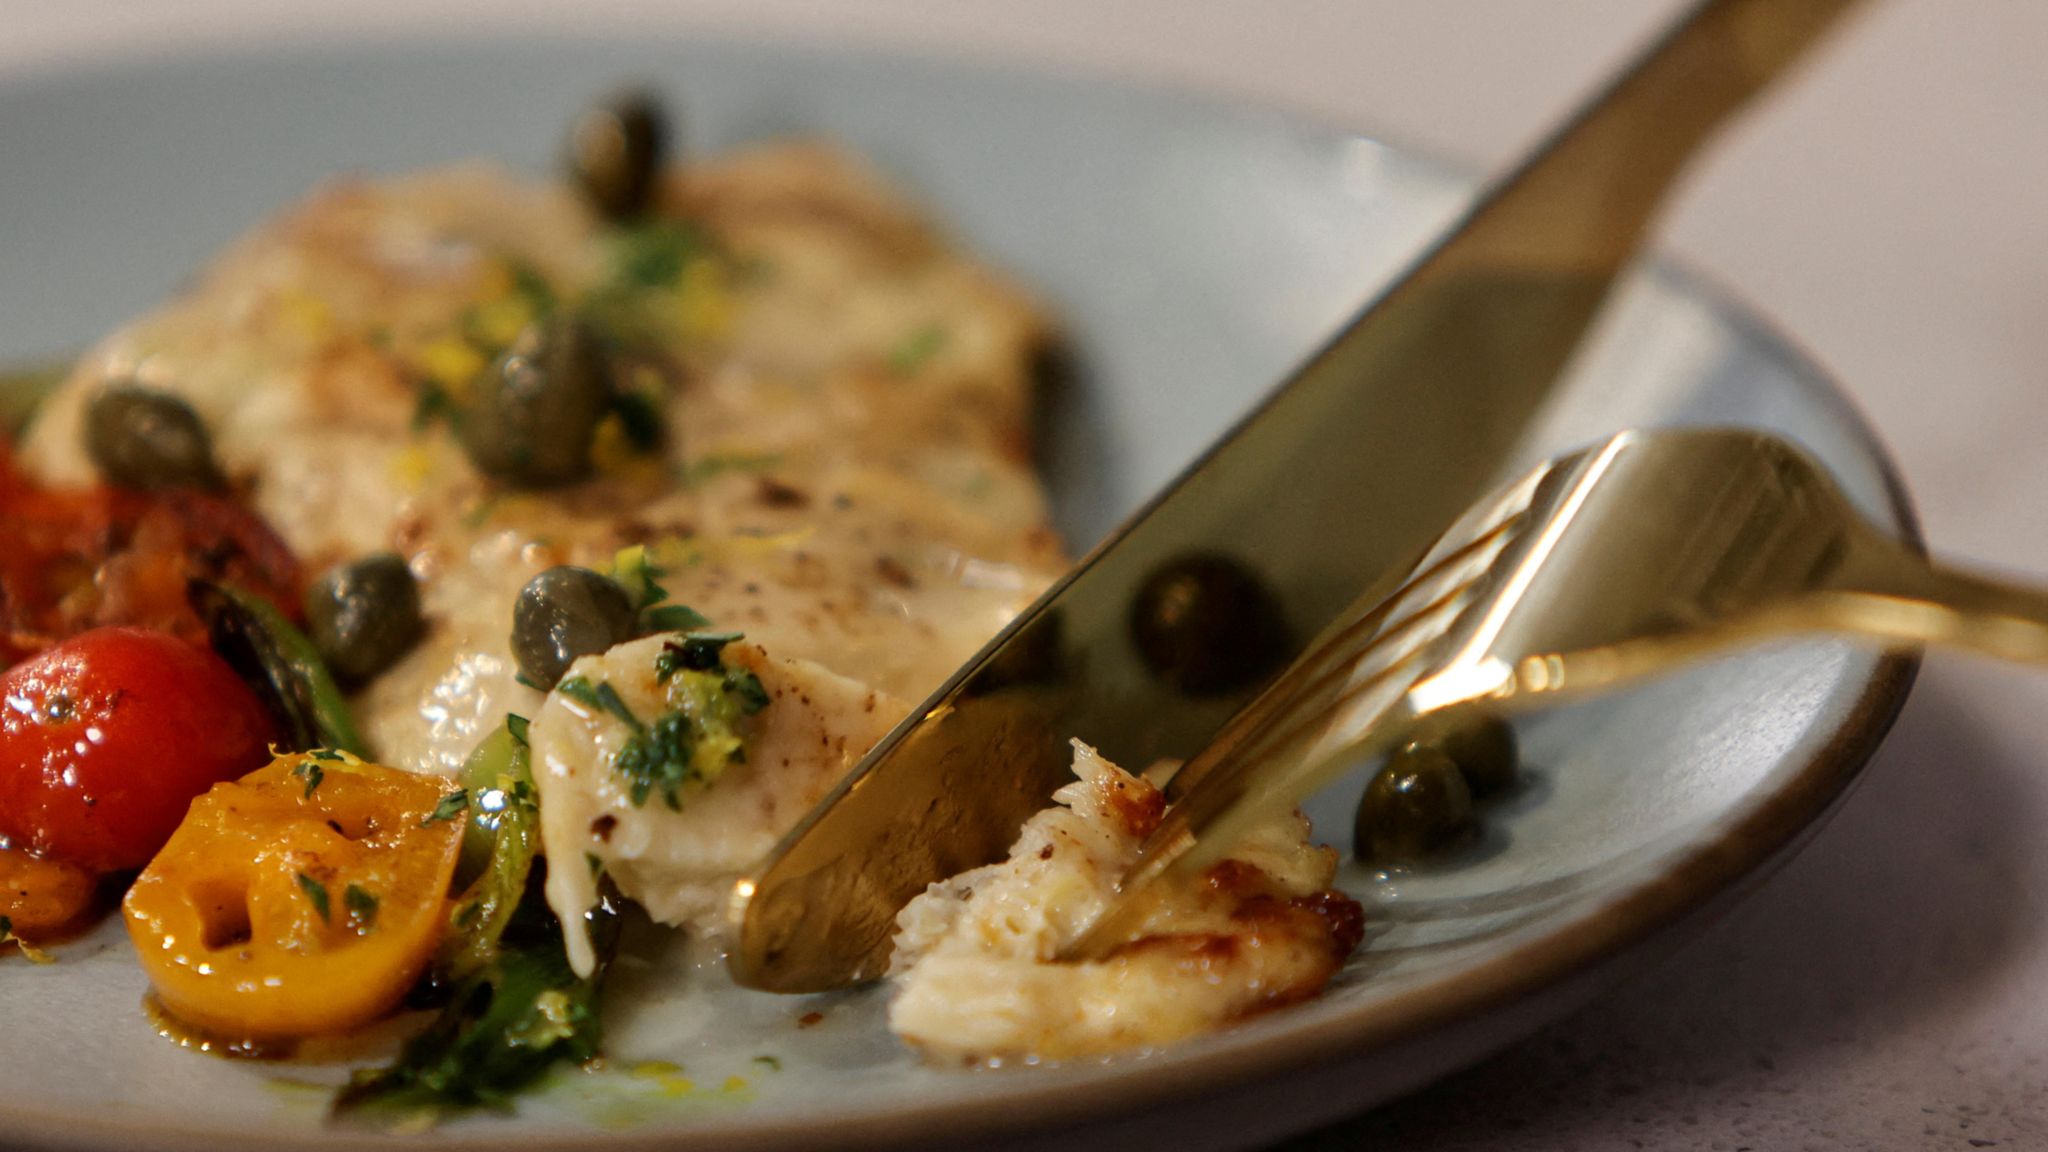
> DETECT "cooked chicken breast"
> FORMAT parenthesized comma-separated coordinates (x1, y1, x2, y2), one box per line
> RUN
(888, 742, 1365, 1062)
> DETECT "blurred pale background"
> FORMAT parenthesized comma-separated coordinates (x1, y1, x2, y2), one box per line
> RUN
(3, 2, 2044, 1148)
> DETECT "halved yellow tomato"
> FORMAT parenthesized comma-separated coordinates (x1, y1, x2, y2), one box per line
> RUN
(122, 751, 463, 1042)
(1, 845, 99, 940)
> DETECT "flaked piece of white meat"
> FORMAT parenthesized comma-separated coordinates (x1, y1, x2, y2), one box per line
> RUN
(888, 740, 1364, 1063)
(530, 632, 903, 975)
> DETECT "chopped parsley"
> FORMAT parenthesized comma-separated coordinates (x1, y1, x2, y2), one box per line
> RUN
(609, 544, 669, 612)
(655, 631, 742, 678)
(345, 884, 379, 931)
(297, 873, 331, 922)
(613, 220, 706, 289)
(888, 322, 947, 375)
(612, 636, 769, 810)
(411, 381, 456, 432)
(507, 259, 557, 313)
(553, 633, 770, 812)
(681, 451, 781, 486)
(608, 545, 714, 636)
(422, 789, 471, 827)
(292, 759, 325, 799)
(505, 713, 530, 746)
(723, 666, 771, 714)
(556, 676, 642, 731)
(643, 603, 712, 634)
(555, 675, 602, 710)
(613, 711, 699, 809)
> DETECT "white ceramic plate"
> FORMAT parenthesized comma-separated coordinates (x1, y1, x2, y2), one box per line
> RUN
(0, 34, 1915, 1152)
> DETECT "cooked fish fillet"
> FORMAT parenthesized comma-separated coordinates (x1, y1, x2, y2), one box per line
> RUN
(19, 142, 1064, 948)
(529, 634, 904, 975)
(20, 143, 1061, 777)
(888, 741, 1364, 1062)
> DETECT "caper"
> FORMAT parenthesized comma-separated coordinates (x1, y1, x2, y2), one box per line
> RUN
(457, 317, 613, 488)
(1129, 552, 1290, 696)
(568, 92, 669, 221)
(1354, 744, 1474, 864)
(306, 553, 425, 686)
(83, 384, 225, 491)
(511, 566, 638, 688)
(1432, 712, 1519, 798)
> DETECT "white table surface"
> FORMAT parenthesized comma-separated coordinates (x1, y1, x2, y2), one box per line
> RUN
(3, 2, 2044, 1148)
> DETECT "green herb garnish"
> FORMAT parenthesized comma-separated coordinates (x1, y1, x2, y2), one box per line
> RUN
(505, 714, 530, 746)
(681, 452, 781, 486)
(554, 675, 605, 712)
(508, 260, 557, 313)
(612, 710, 698, 810)
(334, 869, 620, 1126)
(345, 884, 379, 931)
(888, 323, 947, 375)
(643, 603, 712, 634)
(613, 220, 705, 288)
(654, 631, 742, 679)
(723, 667, 770, 714)
(608, 545, 713, 635)
(297, 873, 331, 922)
(557, 676, 643, 733)
(411, 382, 456, 432)
(423, 789, 470, 827)
(293, 759, 325, 799)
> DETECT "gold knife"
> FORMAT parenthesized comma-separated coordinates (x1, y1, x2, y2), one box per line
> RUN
(728, 0, 1868, 992)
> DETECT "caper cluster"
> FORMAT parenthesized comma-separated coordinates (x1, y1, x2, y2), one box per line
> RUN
(449, 92, 680, 490)
(1354, 713, 1519, 865)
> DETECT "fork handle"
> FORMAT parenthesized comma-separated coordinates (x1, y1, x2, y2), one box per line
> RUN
(1821, 538, 2048, 665)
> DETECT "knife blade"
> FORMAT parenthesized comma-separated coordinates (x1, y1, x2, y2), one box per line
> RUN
(728, 0, 1866, 992)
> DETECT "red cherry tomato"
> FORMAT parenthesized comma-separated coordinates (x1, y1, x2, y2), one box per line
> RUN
(0, 627, 278, 873)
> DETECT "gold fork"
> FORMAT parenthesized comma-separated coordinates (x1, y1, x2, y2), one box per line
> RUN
(1064, 425, 2048, 958)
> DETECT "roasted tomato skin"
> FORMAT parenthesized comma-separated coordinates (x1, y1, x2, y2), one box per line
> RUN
(123, 752, 463, 1041)
(0, 627, 277, 872)
(0, 439, 303, 665)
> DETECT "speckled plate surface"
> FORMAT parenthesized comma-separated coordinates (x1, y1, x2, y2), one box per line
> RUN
(0, 34, 1915, 1152)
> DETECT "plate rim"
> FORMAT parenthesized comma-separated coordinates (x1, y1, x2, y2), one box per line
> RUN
(0, 30, 1922, 1152)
